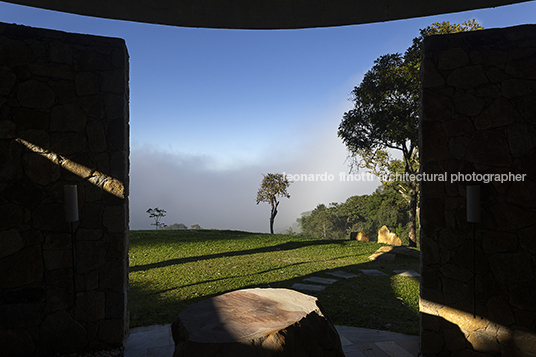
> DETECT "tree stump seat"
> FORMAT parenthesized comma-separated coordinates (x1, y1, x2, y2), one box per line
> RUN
(171, 288, 345, 357)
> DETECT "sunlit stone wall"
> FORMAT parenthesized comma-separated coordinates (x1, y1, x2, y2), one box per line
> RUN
(0, 22, 129, 355)
(420, 25, 536, 356)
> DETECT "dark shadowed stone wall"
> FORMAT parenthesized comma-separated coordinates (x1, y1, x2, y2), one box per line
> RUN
(0, 22, 129, 355)
(420, 25, 536, 356)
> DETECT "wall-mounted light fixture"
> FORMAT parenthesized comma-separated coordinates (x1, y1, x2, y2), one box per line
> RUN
(467, 185, 481, 223)
(64, 185, 79, 222)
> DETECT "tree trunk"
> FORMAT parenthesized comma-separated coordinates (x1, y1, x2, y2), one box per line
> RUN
(269, 202, 279, 234)
(408, 179, 417, 247)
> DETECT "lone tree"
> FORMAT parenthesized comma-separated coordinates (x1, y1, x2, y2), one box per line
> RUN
(338, 20, 483, 247)
(256, 173, 291, 234)
(146, 207, 167, 229)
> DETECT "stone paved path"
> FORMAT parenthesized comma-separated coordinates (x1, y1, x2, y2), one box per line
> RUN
(290, 269, 420, 292)
(125, 324, 420, 357)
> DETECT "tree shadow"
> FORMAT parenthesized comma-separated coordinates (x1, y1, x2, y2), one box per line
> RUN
(129, 238, 348, 273)
(129, 243, 422, 340)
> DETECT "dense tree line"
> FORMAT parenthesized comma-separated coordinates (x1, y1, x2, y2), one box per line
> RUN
(298, 185, 414, 245)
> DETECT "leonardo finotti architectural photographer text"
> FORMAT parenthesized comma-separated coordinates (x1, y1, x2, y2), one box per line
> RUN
(283, 172, 527, 183)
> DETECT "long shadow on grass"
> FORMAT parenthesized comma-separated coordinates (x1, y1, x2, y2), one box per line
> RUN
(129, 245, 421, 336)
(130, 239, 347, 272)
(134, 254, 364, 296)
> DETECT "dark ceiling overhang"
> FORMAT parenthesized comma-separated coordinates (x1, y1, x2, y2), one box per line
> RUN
(2, 0, 532, 29)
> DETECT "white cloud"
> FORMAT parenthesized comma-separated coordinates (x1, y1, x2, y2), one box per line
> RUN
(129, 100, 381, 233)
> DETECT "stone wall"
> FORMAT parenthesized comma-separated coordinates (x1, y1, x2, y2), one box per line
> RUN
(420, 25, 536, 356)
(0, 22, 129, 355)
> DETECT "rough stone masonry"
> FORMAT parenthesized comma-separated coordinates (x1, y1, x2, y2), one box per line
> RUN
(0, 22, 130, 356)
(420, 25, 536, 356)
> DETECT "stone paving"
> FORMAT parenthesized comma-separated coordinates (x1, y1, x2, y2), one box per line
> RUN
(290, 269, 420, 292)
(125, 270, 421, 356)
(124, 323, 420, 357)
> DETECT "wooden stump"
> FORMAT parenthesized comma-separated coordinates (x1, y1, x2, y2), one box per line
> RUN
(171, 288, 345, 357)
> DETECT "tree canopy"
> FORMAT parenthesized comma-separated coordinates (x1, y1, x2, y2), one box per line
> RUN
(146, 207, 167, 229)
(337, 20, 483, 247)
(256, 173, 291, 234)
(299, 185, 410, 242)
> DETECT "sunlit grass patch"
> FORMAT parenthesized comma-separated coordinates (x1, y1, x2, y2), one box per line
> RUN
(129, 229, 420, 335)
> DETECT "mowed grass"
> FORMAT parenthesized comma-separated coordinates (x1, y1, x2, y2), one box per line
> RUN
(129, 230, 420, 335)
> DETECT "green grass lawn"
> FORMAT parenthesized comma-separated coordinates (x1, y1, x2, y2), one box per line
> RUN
(129, 229, 420, 335)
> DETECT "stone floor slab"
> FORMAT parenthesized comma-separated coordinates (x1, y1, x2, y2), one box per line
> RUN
(326, 270, 359, 279)
(290, 283, 327, 291)
(376, 341, 415, 357)
(125, 324, 173, 357)
(393, 270, 421, 277)
(359, 269, 389, 277)
(304, 276, 338, 284)
(124, 323, 419, 357)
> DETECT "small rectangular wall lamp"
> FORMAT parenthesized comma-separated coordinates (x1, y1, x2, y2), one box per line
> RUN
(466, 185, 481, 223)
(64, 185, 79, 222)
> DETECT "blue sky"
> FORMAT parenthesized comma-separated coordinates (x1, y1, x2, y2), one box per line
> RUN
(1, 1, 536, 232)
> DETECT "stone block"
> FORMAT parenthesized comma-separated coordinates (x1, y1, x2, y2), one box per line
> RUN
(0, 244, 44, 288)
(75, 72, 100, 96)
(50, 132, 87, 155)
(0, 302, 45, 328)
(105, 291, 126, 319)
(421, 329, 444, 355)
(76, 240, 106, 274)
(97, 318, 126, 345)
(454, 91, 486, 117)
(444, 325, 467, 352)
(101, 70, 125, 94)
(12, 106, 50, 130)
(79, 95, 105, 118)
(76, 290, 106, 322)
(486, 294, 516, 326)
(0, 328, 35, 356)
(475, 98, 519, 130)
(171, 288, 344, 357)
(0, 228, 25, 258)
(80, 203, 104, 228)
(54, 79, 77, 104)
(99, 259, 126, 291)
(22, 151, 61, 186)
(45, 288, 72, 313)
(0, 65, 16, 96)
(44, 233, 72, 250)
(467, 330, 501, 354)
(438, 47, 470, 70)
(377, 225, 401, 246)
(33, 203, 68, 232)
(87, 120, 107, 152)
(438, 305, 488, 332)
(482, 231, 519, 254)
(466, 130, 511, 166)
(447, 65, 489, 89)
(16, 79, 55, 109)
(43, 249, 72, 271)
(0, 119, 16, 139)
(103, 205, 126, 233)
(76, 228, 104, 241)
(489, 252, 533, 285)
(508, 282, 536, 311)
(502, 79, 536, 99)
(39, 310, 88, 354)
(350, 231, 369, 241)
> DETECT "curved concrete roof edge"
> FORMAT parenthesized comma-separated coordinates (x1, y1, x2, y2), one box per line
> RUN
(2, 0, 532, 29)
